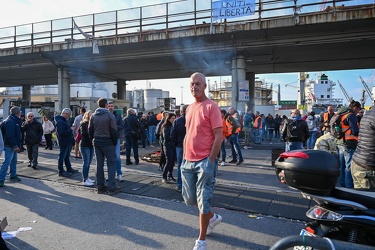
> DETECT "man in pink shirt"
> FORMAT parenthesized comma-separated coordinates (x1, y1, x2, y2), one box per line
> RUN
(182, 72, 223, 250)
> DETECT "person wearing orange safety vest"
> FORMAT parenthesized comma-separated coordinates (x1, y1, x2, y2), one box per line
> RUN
(334, 101, 361, 188)
(320, 105, 335, 134)
(219, 109, 228, 166)
(252, 111, 262, 144)
(225, 108, 243, 165)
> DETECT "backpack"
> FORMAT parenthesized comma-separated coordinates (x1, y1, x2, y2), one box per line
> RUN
(307, 118, 315, 131)
(286, 119, 304, 141)
(329, 113, 350, 139)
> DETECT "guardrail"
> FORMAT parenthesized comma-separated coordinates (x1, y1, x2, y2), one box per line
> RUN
(0, 0, 372, 50)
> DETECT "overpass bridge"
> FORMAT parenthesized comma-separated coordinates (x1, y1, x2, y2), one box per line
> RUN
(0, 0, 374, 111)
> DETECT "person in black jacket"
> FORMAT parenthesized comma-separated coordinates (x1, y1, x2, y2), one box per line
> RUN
(123, 108, 140, 165)
(55, 108, 78, 177)
(170, 104, 188, 192)
(140, 114, 149, 148)
(22, 112, 43, 169)
(0, 106, 23, 187)
(161, 112, 176, 184)
(281, 109, 310, 151)
(351, 107, 375, 190)
(78, 110, 95, 186)
(156, 111, 168, 171)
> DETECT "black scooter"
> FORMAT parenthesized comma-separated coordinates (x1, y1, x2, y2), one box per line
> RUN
(275, 150, 375, 248)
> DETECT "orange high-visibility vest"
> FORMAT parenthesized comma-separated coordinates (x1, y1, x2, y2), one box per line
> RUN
(222, 118, 228, 140)
(341, 113, 358, 141)
(253, 116, 262, 129)
(225, 118, 240, 137)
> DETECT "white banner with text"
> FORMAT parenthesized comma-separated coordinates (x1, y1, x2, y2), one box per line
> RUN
(212, 0, 256, 21)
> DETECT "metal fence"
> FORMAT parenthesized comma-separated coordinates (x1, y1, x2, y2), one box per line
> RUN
(0, 0, 372, 50)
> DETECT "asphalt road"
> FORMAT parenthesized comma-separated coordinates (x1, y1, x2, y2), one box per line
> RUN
(1, 142, 306, 250)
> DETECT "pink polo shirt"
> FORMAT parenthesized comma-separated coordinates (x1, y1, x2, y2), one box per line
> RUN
(185, 99, 222, 162)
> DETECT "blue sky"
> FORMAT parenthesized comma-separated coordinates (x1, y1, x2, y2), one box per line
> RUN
(1, 0, 373, 107)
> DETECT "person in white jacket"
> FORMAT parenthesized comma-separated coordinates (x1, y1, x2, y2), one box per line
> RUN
(42, 115, 55, 150)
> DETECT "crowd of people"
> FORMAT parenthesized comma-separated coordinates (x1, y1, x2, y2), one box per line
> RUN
(0, 74, 224, 250)
(1, 72, 374, 249)
(281, 101, 374, 190)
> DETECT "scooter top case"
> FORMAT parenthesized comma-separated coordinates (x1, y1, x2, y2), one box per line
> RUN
(275, 150, 339, 196)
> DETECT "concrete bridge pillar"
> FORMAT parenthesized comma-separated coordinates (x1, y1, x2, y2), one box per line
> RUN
(57, 67, 70, 112)
(231, 55, 246, 112)
(22, 85, 31, 106)
(246, 72, 255, 113)
(116, 79, 126, 100)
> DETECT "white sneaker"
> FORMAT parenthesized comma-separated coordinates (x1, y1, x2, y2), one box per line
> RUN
(193, 240, 206, 250)
(87, 177, 95, 183)
(83, 180, 94, 186)
(220, 162, 225, 166)
(244, 146, 248, 149)
(118, 175, 124, 182)
(206, 214, 222, 235)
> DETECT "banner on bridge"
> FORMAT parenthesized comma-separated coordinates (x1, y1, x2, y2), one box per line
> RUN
(212, 0, 256, 21)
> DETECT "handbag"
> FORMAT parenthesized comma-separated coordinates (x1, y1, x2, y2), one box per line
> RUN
(75, 127, 82, 143)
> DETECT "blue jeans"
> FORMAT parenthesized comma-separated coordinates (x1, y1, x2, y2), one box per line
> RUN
(115, 139, 122, 176)
(125, 136, 139, 164)
(220, 140, 226, 162)
(337, 145, 355, 188)
(285, 141, 304, 151)
(80, 146, 94, 181)
(228, 133, 243, 161)
(95, 145, 117, 190)
(148, 125, 156, 144)
(252, 128, 262, 144)
(268, 129, 274, 141)
(181, 157, 218, 214)
(176, 146, 183, 189)
(0, 146, 18, 181)
(307, 131, 317, 149)
(58, 144, 72, 173)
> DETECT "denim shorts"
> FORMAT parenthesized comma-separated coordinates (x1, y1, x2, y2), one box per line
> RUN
(181, 157, 218, 214)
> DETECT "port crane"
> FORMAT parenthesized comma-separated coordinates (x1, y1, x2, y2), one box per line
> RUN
(337, 80, 352, 104)
(359, 75, 374, 103)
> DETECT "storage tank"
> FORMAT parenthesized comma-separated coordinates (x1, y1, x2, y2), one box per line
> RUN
(37, 85, 58, 95)
(162, 91, 169, 98)
(133, 89, 144, 109)
(126, 91, 133, 103)
(92, 88, 108, 98)
(92, 83, 108, 98)
(71, 83, 93, 97)
(144, 89, 163, 110)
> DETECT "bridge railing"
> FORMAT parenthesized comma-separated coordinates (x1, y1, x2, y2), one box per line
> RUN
(0, 0, 372, 51)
